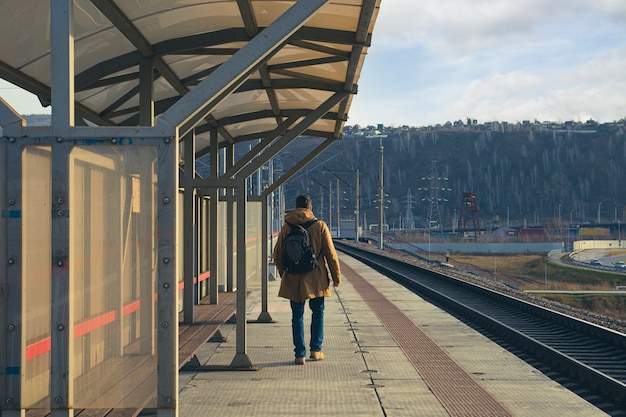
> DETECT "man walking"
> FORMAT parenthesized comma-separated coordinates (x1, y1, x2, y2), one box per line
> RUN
(273, 194, 341, 365)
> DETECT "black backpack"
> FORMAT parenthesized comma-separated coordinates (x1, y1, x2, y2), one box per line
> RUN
(282, 219, 319, 274)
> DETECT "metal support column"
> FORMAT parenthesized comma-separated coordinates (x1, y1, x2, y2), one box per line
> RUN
(0, 137, 6, 415)
(268, 159, 275, 259)
(183, 131, 196, 323)
(195, 196, 202, 299)
(157, 138, 179, 417)
(230, 181, 258, 370)
(336, 178, 340, 237)
(253, 193, 274, 323)
(209, 129, 219, 304)
(226, 144, 235, 292)
(355, 169, 360, 242)
(2, 137, 25, 417)
(50, 1, 74, 415)
(50, 142, 73, 417)
(51, 0, 74, 136)
(378, 141, 384, 250)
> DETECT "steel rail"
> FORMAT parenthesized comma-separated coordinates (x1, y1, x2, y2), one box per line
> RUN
(335, 241, 626, 409)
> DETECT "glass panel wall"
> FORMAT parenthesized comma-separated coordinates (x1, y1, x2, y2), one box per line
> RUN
(217, 200, 229, 291)
(69, 145, 158, 408)
(246, 201, 262, 287)
(22, 146, 52, 408)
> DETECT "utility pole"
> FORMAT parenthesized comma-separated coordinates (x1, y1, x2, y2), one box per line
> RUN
(401, 188, 416, 229)
(329, 180, 332, 235)
(355, 169, 360, 242)
(419, 160, 450, 232)
(336, 178, 341, 238)
(319, 185, 324, 219)
(378, 139, 384, 250)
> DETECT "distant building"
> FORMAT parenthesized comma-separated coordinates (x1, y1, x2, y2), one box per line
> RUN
(519, 228, 548, 242)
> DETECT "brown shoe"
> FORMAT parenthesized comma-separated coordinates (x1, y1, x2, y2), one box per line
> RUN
(294, 357, 305, 365)
(310, 351, 324, 361)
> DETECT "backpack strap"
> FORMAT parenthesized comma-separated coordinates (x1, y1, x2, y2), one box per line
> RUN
(302, 218, 318, 229)
(302, 218, 321, 259)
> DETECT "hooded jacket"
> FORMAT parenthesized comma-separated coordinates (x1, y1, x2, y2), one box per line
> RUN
(274, 208, 341, 302)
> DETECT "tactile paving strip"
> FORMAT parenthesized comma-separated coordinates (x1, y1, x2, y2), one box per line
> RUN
(342, 261, 514, 417)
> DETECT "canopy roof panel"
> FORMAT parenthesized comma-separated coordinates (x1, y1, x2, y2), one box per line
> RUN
(0, 0, 380, 152)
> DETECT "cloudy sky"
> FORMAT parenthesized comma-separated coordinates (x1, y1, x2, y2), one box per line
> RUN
(2, 0, 625, 128)
(348, 0, 626, 127)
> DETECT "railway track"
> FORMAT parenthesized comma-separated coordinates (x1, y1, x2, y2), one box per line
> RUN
(335, 241, 626, 412)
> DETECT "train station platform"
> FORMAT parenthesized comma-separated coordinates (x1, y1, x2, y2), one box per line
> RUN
(176, 253, 609, 417)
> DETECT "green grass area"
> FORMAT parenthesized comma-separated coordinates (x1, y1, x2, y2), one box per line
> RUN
(452, 253, 626, 320)
(537, 293, 626, 321)
(454, 254, 626, 291)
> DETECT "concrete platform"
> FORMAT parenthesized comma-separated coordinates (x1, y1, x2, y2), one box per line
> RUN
(177, 253, 610, 416)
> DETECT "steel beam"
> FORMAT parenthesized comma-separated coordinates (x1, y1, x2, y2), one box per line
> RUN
(224, 116, 297, 179)
(139, 58, 155, 126)
(237, 91, 349, 181)
(50, 0, 75, 136)
(4, 125, 177, 139)
(0, 98, 25, 130)
(158, 0, 329, 134)
(266, 138, 337, 195)
(50, 141, 73, 417)
(191, 177, 238, 189)
(156, 137, 180, 417)
(209, 129, 219, 304)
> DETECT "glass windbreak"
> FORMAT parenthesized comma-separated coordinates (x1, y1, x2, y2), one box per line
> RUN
(69, 145, 158, 408)
(22, 146, 52, 408)
(246, 201, 262, 287)
(217, 200, 228, 291)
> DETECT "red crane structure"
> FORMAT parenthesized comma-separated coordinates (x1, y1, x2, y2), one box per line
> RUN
(457, 191, 480, 239)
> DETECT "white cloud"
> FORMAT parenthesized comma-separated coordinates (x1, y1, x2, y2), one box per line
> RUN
(373, 0, 576, 51)
(348, 0, 626, 126)
(593, 0, 626, 21)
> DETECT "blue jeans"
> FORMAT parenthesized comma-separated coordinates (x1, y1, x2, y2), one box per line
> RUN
(290, 297, 324, 358)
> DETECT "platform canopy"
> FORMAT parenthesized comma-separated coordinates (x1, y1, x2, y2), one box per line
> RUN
(0, 0, 380, 152)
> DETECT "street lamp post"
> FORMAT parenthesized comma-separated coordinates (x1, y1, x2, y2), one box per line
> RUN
(329, 180, 332, 234)
(313, 167, 358, 240)
(558, 203, 562, 244)
(355, 169, 360, 242)
(378, 140, 384, 250)
(336, 178, 340, 238)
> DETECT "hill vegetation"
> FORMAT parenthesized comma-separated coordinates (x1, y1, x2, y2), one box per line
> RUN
(22, 115, 626, 231)
(285, 120, 626, 230)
